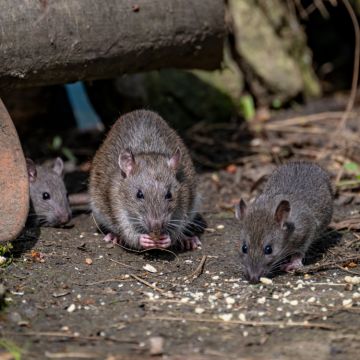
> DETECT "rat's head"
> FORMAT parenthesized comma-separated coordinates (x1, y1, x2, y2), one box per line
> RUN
(27, 158, 72, 227)
(116, 148, 185, 236)
(235, 199, 294, 283)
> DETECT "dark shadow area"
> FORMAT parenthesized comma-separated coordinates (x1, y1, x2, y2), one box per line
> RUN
(303, 227, 343, 265)
(11, 227, 41, 259)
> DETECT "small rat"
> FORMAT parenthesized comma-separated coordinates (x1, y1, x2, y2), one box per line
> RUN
(89, 110, 204, 250)
(235, 162, 333, 283)
(26, 157, 72, 227)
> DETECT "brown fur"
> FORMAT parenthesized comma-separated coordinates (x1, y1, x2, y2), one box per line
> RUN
(89, 110, 200, 249)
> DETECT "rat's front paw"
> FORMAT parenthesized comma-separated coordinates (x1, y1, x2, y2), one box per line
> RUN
(183, 236, 202, 251)
(103, 233, 120, 244)
(156, 234, 172, 248)
(282, 255, 303, 272)
(139, 234, 158, 249)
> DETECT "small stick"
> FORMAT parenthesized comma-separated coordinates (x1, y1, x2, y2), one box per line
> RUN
(82, 277, 129, 286)
(186, 255, 207, 282)
(109, 258, 141, 271)
(3, 331, 137, 343)
(144, 316, 336, 330)
(335, 265, 360, 276)
(295, 255, 360, 274)
(130, 274, 170, 297)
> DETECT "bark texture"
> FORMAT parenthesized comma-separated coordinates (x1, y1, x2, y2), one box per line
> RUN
(0, 0, 225, 88)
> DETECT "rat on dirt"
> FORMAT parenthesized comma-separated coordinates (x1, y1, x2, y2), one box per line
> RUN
(89, 109, 205, 250)
(26, 158, 72, 227)
(235, 162, 333, 283)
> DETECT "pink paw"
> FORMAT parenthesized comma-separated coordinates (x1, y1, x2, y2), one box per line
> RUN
(139, 234, 172, 249)
(139, 234, 157, 249)
(183, 236, 202, 251)
(103, 233, 120, 244)
(156, 234, 172, 248)
(282, 256, 303, 272)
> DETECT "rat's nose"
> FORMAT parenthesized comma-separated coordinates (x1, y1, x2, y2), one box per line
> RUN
(248, 275, 260, 284)
(58, 211, 71, 225)
(148, 219, 163, 232)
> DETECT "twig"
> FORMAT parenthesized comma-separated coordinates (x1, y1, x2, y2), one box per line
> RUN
(144, 316, 336, 330)
(265, 112, 344, 129)
(3, 331, 137, 343)
(82, 277, 130, 286)
(185, 255, 207, 282)
(336, 0, 360, 131)
(335, 265, 360, 276)
(45, 352, 98, 359)
(109, 258, 141, 271)
(295, 255, 360, 274)
(130, 274, 172, 297)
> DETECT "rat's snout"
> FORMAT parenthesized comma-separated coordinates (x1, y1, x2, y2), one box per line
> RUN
(57, 210, 72, 225)
(148, 218, 164, 233)
(245, 267, 265, 284)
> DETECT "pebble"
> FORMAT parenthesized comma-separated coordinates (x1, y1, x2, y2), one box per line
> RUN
(85, 258, 93, 265)
(149, 336, 165, 356)
(257, 297, 266, 304)
(195, 307, 205, 314)
(289, 300, 298, 306)
(307, 297, 316, 303)
(238, 313, 246, 321)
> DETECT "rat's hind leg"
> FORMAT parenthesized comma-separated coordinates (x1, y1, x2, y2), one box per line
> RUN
(282, 255, 303, 272)
(103, 233, 120, 244)
(183, 236, 202, 251)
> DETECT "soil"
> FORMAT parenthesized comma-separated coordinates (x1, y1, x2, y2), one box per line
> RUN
(1, 98, 360, 360)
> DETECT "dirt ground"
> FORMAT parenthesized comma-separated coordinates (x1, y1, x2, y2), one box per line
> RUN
(1, 98, 360, 359)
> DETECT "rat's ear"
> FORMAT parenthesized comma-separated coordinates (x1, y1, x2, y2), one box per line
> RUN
(26, 158, 37, 182)
(168, 148, 181, 170)
(118, 150, 135, 178)
(274, 200, 290, 228)
(53, 157, 64, 177)
(235, 199, 247, 220)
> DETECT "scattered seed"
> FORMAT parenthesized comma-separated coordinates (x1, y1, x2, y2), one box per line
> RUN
(195, 307, 205, 314)
(67, 304, 76, 313)
(344, 276, 360, 285)
(218, 313, 233, 321)
(85, 258, 93, 265)
(257, 297, 266, 304)
(143, 264, 157, 273)
(260, 277, 273, 285)
(342, 299, 353, 307)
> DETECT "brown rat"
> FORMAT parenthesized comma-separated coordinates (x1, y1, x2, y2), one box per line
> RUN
(235, 162, 333, 283)
(26, 158, 72, 227)
(89, 110, 204, 250)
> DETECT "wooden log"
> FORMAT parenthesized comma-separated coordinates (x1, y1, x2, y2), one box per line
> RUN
(0, 0, 225, 88)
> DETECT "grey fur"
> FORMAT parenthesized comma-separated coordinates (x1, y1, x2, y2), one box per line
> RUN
(27, 158, 72, 227)
(89, 110, 200, 249)
(235, 162, 333, 283)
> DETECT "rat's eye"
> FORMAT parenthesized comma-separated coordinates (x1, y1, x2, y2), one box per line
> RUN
(165, 190, 172, 200)
(42, 192, 50, 200)
(242, 244, 248, 254)
(136, 190, 144, 199)
(264, 245, 272, 255)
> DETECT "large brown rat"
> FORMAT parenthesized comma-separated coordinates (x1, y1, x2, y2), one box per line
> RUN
(26, 158, 72, 227)
(89, 110, 204, 250)
(235, 162, 333, 283)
